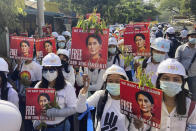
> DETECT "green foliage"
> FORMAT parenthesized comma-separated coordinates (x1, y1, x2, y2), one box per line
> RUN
(76, 9, 107, 34)
(0, 0, 25, 32)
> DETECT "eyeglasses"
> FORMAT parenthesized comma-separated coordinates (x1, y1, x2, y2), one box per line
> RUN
(42, 68, 56, 73)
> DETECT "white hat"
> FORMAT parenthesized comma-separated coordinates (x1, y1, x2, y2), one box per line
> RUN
(57, 49, 69, 58)
(103, 64, 128, 81)
(158, 25, 162, 28)
(57, 35, 66, 41)
(42, 53, 62, 66)
(150, 38, 170, 52)
(166, 27, 175, 34)
(117, 39, 124, 45)
(62, 31, 71, 37)
(0, 100, 22, 131)
(108, 37, 118, 46)
(52, 32, 58, 38)
(0, 58, 9, 73)
(157, 58, 187, 78)
(151, 27, 158, 31)
(180, 30, 188, 38)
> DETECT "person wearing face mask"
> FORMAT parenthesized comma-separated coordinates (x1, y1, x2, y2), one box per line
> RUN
(62, 31, 71, 44)
(137, 58, 196, 131)
(175, 30, 196, 100)
(107, 37, 124, 68)
(33, 53, 77, 131)
(142, 37, 170, 86)
(57, 49, 75, 86)
(165, 27, 181, 58)
(57, 35, 66, 50)
(76, 64, 141, 131)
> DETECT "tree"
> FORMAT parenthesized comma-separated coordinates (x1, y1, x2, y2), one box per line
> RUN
(0, 0, 25, 33)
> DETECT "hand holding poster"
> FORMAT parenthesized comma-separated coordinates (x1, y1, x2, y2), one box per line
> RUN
(25, 88, 56, 120)
(120, 79, 162, 128)
(124, 23, 150, 56)
(35, 37, 57, 58)
(10, 36, 34, 60)
(70, 28, 109, 69)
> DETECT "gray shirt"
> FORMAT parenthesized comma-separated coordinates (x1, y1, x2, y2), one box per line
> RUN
(175, 43, 196, 71)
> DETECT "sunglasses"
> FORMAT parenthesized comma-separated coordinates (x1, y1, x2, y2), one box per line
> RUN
(42, 68, 57, 73)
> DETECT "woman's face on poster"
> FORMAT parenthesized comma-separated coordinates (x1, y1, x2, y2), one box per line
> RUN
(87, 37, 101, 56)
(135, 36, 145, 48)
(137, 94, 152, 113)
(44, 42, 53, 53)
(21, 42, 30, 56)
(39, 95, 49, 110)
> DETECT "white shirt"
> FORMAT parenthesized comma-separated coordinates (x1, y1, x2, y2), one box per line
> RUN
(62, 65, 75, 86)
(107, 54, 124, 69)
(20, 61, 42, 96)
(0, 82, 19, 108)
(77, 90, 136, 131)
(145, 57, 159, 86)
(34, 81, 77, 125)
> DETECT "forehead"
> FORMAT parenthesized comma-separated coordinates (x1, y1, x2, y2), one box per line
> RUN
(161, 73, 182, 79)
(88, 37, 98, 42)
(107, 74, 122, 80)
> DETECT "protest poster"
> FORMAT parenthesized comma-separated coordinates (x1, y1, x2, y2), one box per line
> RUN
(86, 13, 101, 22)
(35, 37, 57, 58)
(42, 24, 52, 37)
(20, 32, 28, 37)
(120, 79, 162, 128)
(25, 88, 56, 120)
(70, 27, 109, 69)
(10, 36, 34, 60)
(124, 23, 150, 56)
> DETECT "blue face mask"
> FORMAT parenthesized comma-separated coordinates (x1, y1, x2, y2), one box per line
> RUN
(106, 83, 120, 96)
(160, 81, 182, 97)
(152, 52, 165, 63)
(189, 38, 196, 44)
(58, 42, 65, 48)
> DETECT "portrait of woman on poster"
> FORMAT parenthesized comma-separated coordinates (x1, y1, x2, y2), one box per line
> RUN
(135, 91, 159, 123)
(44, 41, 53, 54)
(85, 34, 105, 64)
(20, 40, 30, 57)
(134, 33, 146, 52)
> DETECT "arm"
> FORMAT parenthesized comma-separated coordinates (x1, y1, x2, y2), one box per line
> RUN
(175, 46, 181, 62)
(8, 88, 19, 108)
(68, 66, 75, 86)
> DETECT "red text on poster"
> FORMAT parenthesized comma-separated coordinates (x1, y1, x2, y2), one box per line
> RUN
(70, 28, 109, 69)
(10, 36, 34, 60)
(120, 79, 162, 128)
(35, 37, 56, 58)
(25, 88, 56, 120)
(124, 23, 150, 56)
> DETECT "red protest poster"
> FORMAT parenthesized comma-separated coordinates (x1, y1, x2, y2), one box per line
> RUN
(120, 79, 162, 128)
(124, 23, 150, 56)
(42, 25, 52, 37)
(35, 37, 57, 58)
(86, 13, 101, 22)
(25, 88, 56, 120)
(20, 32, 28, 37)
(10, 36, 34, 60)
(70, 28, 109, 69)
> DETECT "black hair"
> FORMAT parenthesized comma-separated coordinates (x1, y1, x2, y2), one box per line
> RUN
(0, 71, 9, 100)
(20, 40, 30, 47)
(39, 67, 66, 91)
(44, 41, 53, 46)
(96, 75, 126, 121)
(86, 34, 102, 46)
(37, 93, 50, 103)
(134, 33, 145, 42)
(166, 32, 175, 38)
(135, 91, 154, 104)
(156, 74, 188, 115)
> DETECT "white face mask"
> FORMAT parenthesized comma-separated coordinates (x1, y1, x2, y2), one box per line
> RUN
(152, 52, 166, 63)
(160, 81, 182, 97)
(43, 71, 58, 82)
(106, 83, 120, 96)
(108, 47, 116, 54)
(189, 38, 196, 44)
(58, 42, 66, 48)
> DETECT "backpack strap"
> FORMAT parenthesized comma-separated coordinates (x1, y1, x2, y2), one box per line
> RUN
(188, 101, 196, 118)
(113, 54, 120, 65)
